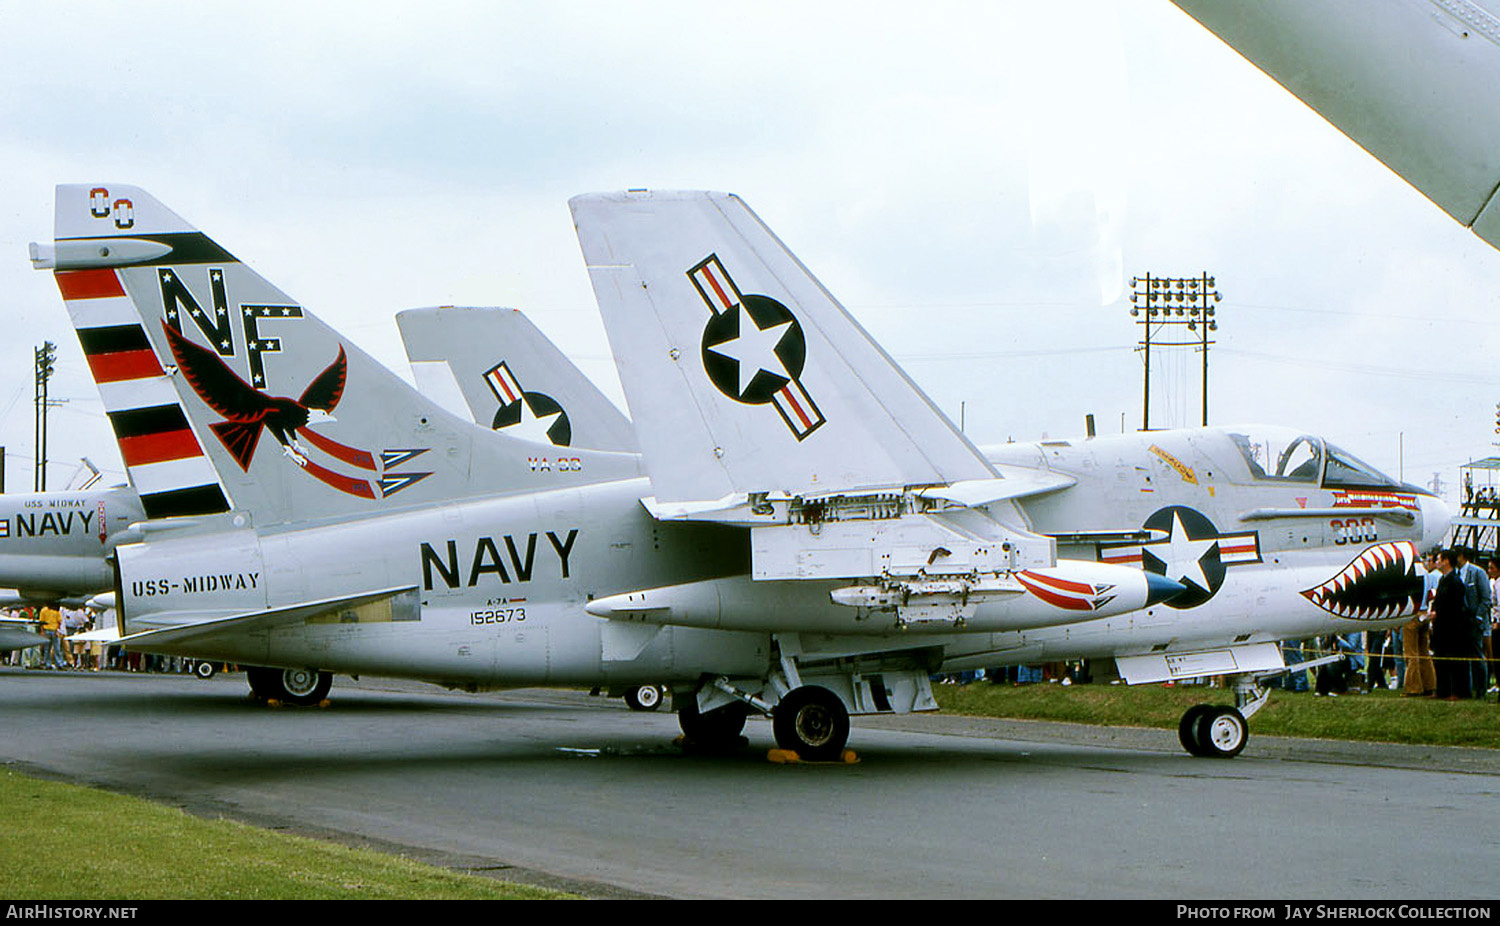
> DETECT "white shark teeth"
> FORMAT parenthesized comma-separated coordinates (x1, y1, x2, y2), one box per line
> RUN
(1300, 540, 1419, 620)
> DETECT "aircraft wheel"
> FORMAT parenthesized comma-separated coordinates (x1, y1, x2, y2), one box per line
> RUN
(279, 668, 333, 706)
(192, 661, 217, 680)
(772, 685, 850, 762)
(625, 684, 666, 712)
(678, 698, 749, 752)
(246, 666, 278, 700)
(1177, 704, 1216, 757)
(1194, 706, 1248, 759)
(247, 666, 332, 705)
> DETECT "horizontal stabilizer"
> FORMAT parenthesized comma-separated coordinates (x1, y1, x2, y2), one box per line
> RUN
(65, 626, 121, 644)
(116, 586, 418, 649)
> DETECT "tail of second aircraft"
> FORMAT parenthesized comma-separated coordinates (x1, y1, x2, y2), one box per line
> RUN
(34, 184, 641, 527)
(571, 190, 997, 504)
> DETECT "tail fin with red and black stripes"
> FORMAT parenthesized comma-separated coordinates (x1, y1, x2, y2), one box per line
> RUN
(33, 184, 642, 527)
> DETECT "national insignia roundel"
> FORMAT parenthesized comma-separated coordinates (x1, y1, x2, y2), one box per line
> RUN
(700, 294, 806, 405)
(687, 254, 826, 441)
(491, 391, 572, 446)
(1138, 505, 1227, 609)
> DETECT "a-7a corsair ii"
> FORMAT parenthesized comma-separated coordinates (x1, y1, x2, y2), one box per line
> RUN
(394, 302, 1453, 748)
(0, 309, 631, 619)
(0, 486, 143, 601)
(31, 185, 1445, 759)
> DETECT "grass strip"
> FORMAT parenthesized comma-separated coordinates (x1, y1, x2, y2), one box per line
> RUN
(935, 681, 1500, 749)
(0, 769, 570, 900)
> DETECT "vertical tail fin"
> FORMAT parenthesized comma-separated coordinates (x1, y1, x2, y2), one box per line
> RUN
(396, 306, 638, 453)
(37, 184, 641, 527)
(571, 190, 996, 503)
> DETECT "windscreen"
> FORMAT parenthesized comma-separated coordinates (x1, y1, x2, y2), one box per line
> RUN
(1227, 428, 1404, 489)
(1228, 429, 1323, 483)
(1322, 443, 1402, 488)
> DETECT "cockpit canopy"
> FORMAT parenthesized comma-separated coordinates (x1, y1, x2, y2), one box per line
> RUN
(1226, 426, 1406, 490)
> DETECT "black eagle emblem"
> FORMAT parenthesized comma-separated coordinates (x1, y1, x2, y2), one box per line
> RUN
(162, 321, 348, 471)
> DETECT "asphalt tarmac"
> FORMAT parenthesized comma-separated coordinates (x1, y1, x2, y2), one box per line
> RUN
(2, 667, 1497, 899)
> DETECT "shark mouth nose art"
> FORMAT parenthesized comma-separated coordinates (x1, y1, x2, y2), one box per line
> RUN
(1300, 540, 1424, 621)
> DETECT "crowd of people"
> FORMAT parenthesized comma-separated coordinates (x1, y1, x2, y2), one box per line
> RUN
(1396, 546, 1499, 701)
(1, 604, 211, 674)
(3, 602, 95, 670)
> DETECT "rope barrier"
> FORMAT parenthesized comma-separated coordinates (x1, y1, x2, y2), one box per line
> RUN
(1295, 645, 1494, 665)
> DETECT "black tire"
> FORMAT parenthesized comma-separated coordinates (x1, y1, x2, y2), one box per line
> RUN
(678, 697, 749, 752)
(625, 684, 666, 712)
(192, 661, 217, 680)
(1178, 704, 1216, 757)
(246, 666, 279, 700)
(772, 686, 850, 761)
(246, 666, 332, 706)
(1193, 706, 1248, 759)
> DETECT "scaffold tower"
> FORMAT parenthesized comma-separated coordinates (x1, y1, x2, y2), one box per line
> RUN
(1449, 457, 1500, 556)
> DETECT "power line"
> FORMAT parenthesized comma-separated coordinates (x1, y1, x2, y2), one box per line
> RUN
(1219, 348, 1500, 385)
(894, 345, 1128, 362)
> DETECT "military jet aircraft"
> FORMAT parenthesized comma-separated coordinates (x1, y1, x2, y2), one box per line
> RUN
(31, 184, 1445, 759)
(0, 309, 630, 615)
(395, 306, 1453, 733)
(0, 486, 143, 600)
(573, 190, 1448, 758)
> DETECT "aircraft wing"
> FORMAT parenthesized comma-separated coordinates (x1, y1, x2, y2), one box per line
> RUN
(397, 306, 639, 453)
(1171, 0, 1500, 249)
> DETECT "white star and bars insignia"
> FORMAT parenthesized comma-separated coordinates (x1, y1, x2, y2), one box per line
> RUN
(484, 361, 524, 408)
(688, 254, 825, 441)
(1100, 528, 1262, 569)
(481, 361, 568, 445)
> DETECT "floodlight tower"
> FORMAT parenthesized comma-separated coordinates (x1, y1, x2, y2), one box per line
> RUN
(34, 341, 55, 491)
(1128, 274, 1222, 430)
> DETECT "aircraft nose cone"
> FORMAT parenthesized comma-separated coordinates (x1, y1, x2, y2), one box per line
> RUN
(1144, 572, 1187, 606)
(1419, 492, 1452, 552)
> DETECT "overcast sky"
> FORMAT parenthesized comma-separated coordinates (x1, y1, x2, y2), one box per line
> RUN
(1, 1, 1497, 502)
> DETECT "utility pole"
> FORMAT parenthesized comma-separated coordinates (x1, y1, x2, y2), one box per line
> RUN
(1128, 273, 1222, 430)
(34, 341, 56, 491)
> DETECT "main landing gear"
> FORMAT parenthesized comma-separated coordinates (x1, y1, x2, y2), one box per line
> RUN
(771, 685, 850, 762)
(247, 666, 333, 706)
(677, 697, 750, 752)
(675, 638, 886, 761)
(676, 680, 853, 761)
